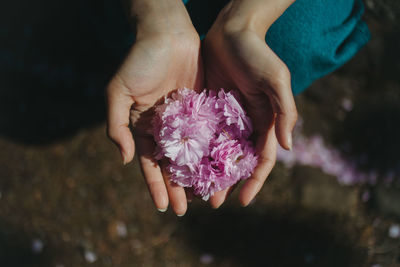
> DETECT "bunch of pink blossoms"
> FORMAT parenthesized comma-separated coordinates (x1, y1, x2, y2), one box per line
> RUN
(152, 88, 258, 200)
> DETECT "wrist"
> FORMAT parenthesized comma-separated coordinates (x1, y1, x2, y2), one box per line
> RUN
(220, 0, 295, 37)
(125, 0, 197, 40)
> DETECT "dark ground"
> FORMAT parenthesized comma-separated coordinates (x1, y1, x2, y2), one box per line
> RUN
(0, 0, 400, 266)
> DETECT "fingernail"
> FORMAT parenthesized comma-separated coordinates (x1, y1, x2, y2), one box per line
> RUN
(177, 213, 185, 217)
(212, 202, 222, 209)
(241, 198, 255, 207)
(241, 193, 255, 207)
(287, 134, 293, 151)
(240, 202, 249, 208)
(122, 152, 128, 165)
(158, 208, 167, 213)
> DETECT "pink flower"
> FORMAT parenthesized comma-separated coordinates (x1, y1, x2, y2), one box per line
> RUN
(235, 141, 258, 179)
(152, 88, 257, 199)
(209, 140, 244, 183)
(168, 164, 193, 187)
(216, 90, 253, 138)
(159, 122, 211, 166)
(276, 118, 384, 186)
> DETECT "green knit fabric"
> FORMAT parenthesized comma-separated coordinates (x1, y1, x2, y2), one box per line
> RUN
(98, 0, 370, 95)
(184, 0, 370, 95)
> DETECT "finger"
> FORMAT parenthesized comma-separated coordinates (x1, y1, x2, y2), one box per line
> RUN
(264, 59, 297, 151)
(160, 161, 187, 216)
(239, 124, 277, 207)
(209, 188, 229, 209)
(209, 183, 239, 209)
(136, 136, 169, 212)
(106, 79, 135, 164)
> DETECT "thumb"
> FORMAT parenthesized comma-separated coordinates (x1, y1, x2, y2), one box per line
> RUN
(264, 59, 297, 150)
(106, 79, 135, 164)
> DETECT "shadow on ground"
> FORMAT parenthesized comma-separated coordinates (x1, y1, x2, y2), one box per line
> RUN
(180, 205, 366, 267)
(0, 221, 54, 267)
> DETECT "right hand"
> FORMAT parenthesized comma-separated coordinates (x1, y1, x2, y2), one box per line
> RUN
(106, 30, 203, 216)
(202, 0, 298, 208)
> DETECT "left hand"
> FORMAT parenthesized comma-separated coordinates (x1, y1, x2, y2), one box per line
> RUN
(202, 0, 298, 208)
(106, 0, 204, 216)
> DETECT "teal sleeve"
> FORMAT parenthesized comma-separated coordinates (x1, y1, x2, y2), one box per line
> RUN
(185, 0, 370, 95)
(265, 0, 370, 94)
(95, 0, 370, 95)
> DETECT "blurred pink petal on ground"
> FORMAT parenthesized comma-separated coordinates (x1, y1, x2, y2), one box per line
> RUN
(276, 115, 380, 186)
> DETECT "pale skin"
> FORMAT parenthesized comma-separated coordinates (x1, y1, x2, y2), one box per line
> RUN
(107, 0, 297, 215)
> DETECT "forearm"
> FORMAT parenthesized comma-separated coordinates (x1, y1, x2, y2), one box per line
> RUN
(222, 0, 296, 37)
(122, 0, 196, 39)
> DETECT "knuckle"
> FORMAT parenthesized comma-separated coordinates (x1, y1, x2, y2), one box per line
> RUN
(250, 176, 263, 185)
(258, 57, 289, 88)
(270, 65, 291, 90)
(250, 154, 274, 182)
(259, 155, 276, 166)
(276, 104, 296, 114)
(290, 108, 299, 122)
(279, 105, 298, 119)
(286, 107, 299, 124)
(141, 157, 158, 169)
(148, 179, 164, 188)
(106, 78, 119, 97)
(107, 127, 120, 143)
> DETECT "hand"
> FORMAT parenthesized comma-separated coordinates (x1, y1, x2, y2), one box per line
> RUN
(106, 0, 203, 216)
(203, 0, 297, 208)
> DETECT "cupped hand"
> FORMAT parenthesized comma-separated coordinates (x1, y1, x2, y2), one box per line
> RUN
(203, 2, 297, 208)
(106, 31, 203, 216)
